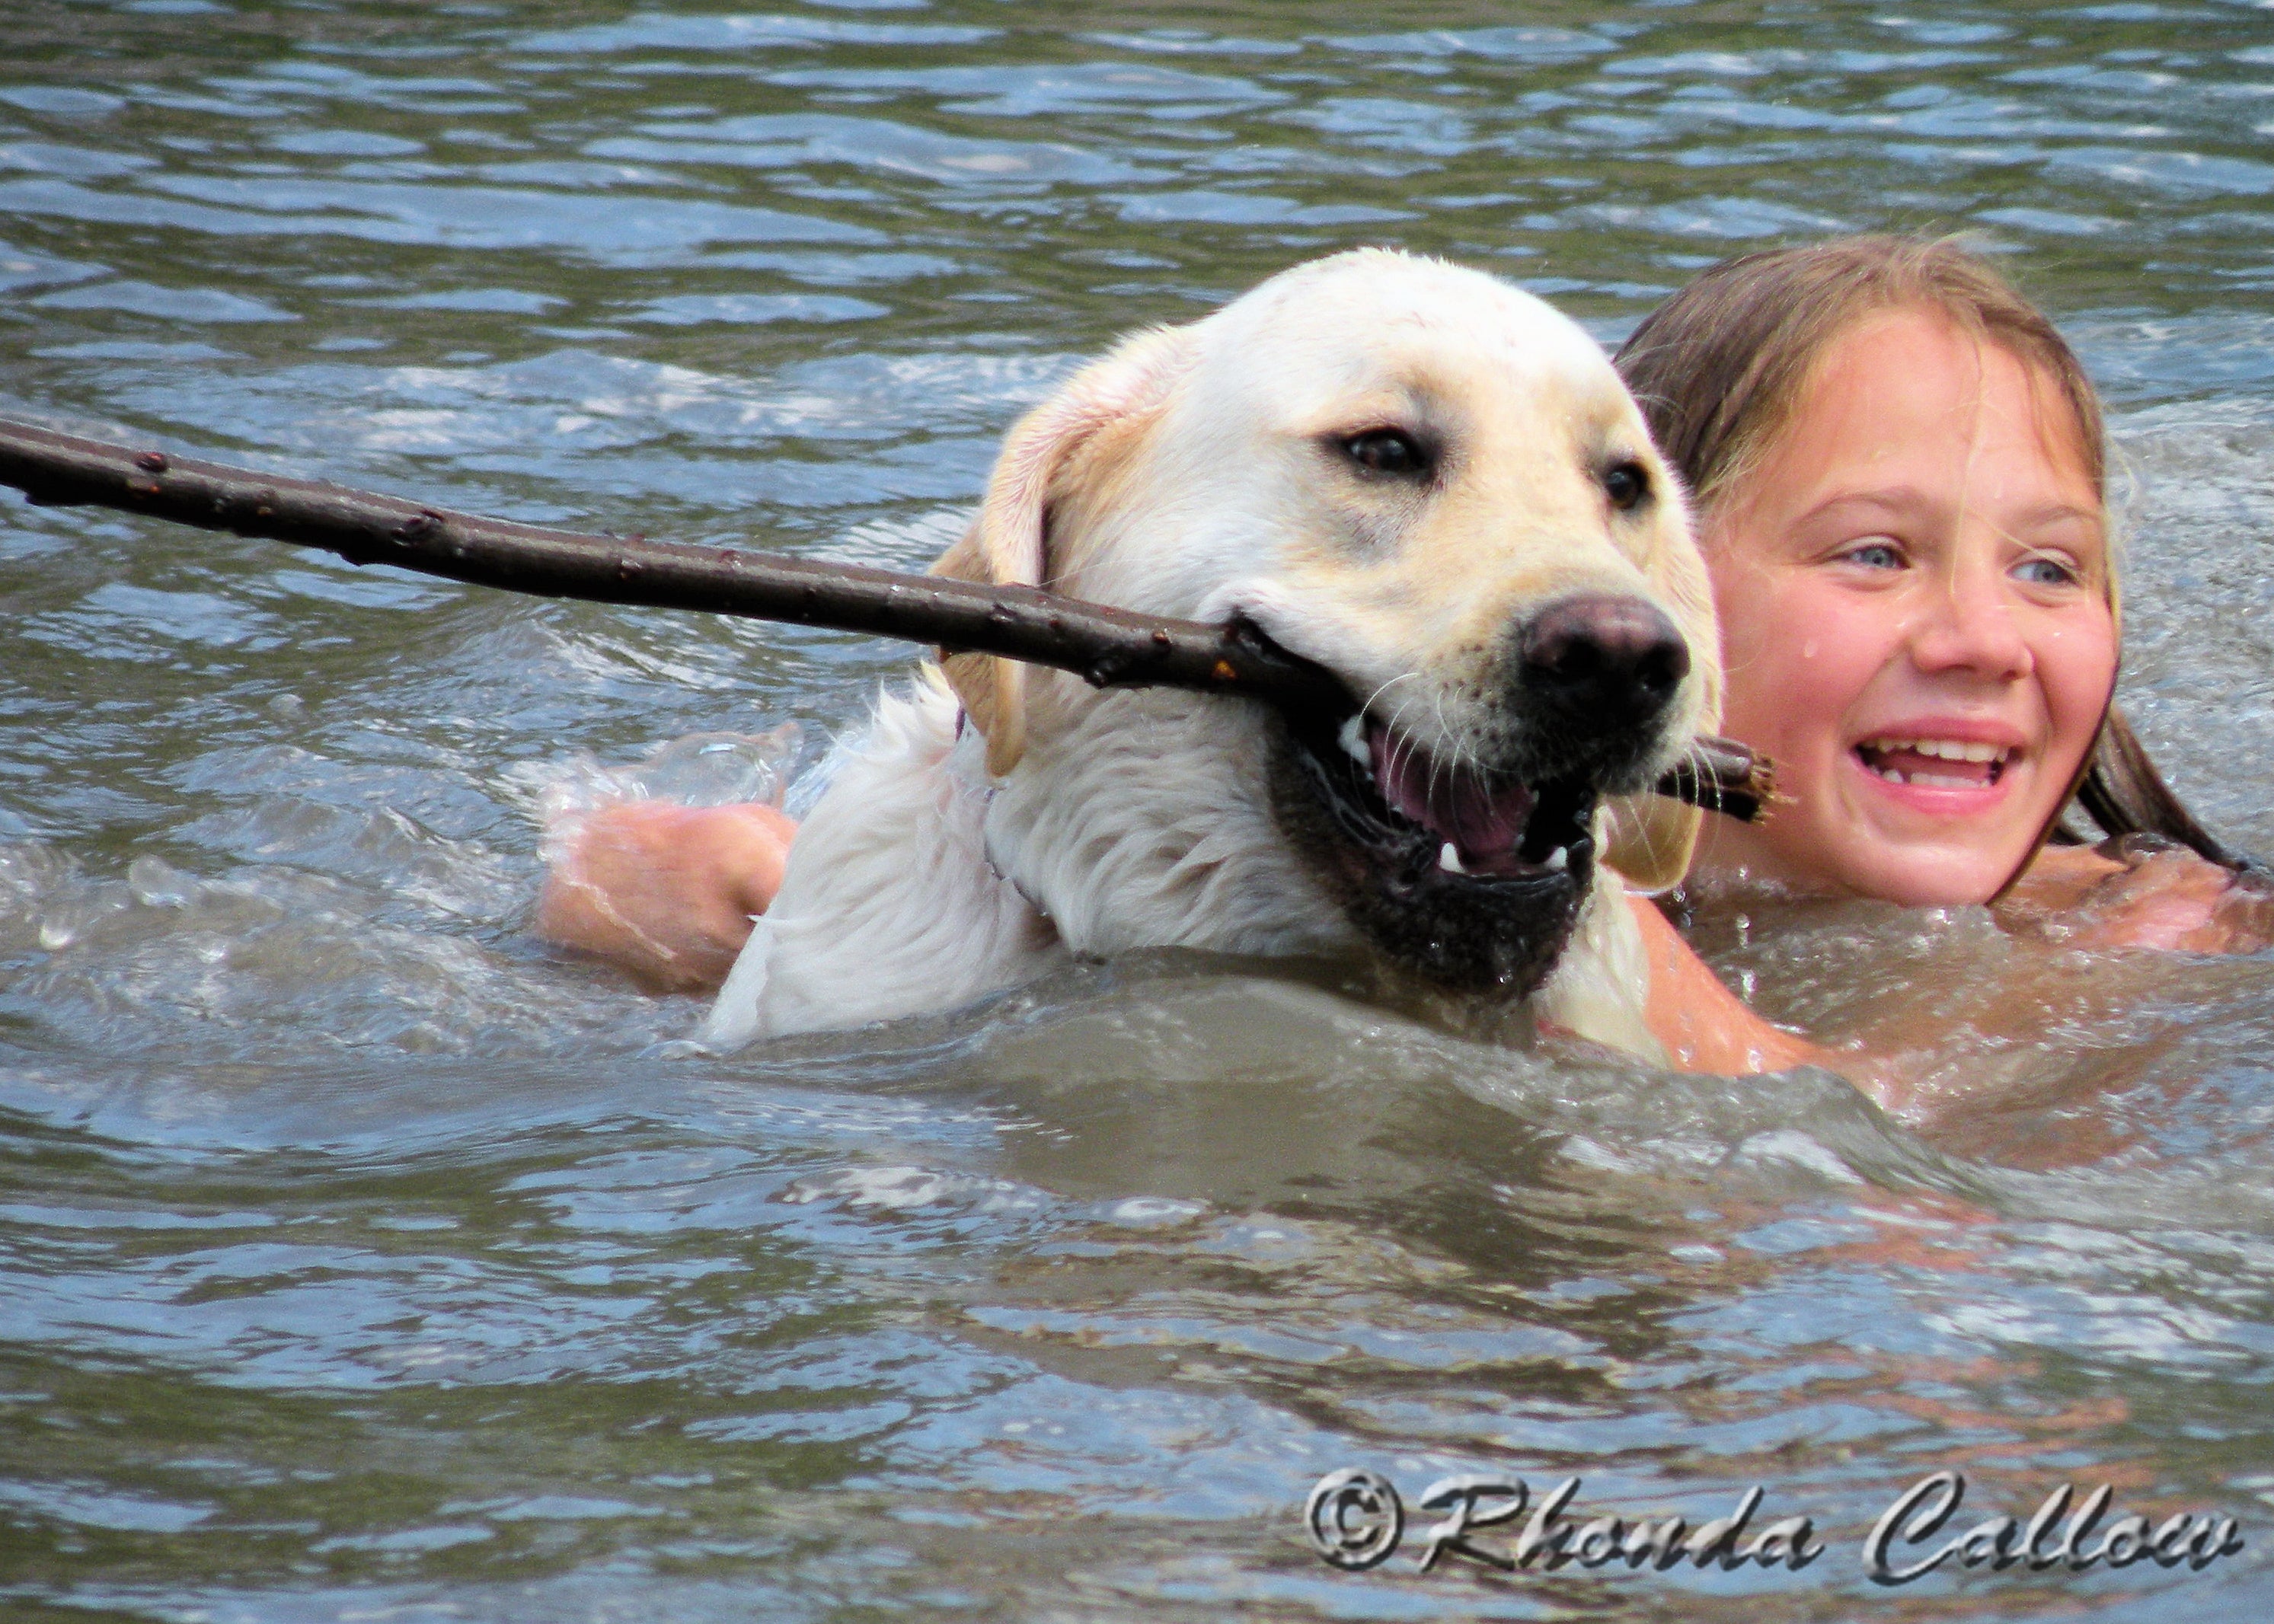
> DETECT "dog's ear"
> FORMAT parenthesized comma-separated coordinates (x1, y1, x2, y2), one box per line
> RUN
(932, 326, 1190, 777)
(1603, 487, 1722, 892)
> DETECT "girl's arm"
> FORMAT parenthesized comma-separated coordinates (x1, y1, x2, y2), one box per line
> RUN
(535, 802, 1875, 1087)
(1624, 890, 1862, 1080)
(529, 799, 1955, 1118)
(1625, 841, 2274, 1112)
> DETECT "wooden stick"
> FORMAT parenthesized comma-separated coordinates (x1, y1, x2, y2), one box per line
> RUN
(0, 416, 1775, 822)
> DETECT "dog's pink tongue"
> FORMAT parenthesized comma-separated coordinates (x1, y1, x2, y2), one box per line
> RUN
(1370, 722, 1536, 872)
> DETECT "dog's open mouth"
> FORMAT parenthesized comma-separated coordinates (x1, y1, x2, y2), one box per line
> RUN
(1267, 700, 1598, 998)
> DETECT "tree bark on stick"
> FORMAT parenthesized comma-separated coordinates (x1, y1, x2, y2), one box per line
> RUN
(0, 416, 1774, 822)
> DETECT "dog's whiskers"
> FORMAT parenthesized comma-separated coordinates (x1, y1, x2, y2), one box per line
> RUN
(1425, 687, 1460, 805)
(1354, 671, 1418, 733)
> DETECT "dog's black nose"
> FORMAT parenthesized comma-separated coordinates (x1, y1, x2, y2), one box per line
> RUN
(1517, 594, 1690, 730)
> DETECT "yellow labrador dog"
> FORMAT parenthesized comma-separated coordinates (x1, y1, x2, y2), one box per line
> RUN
(702, 249, 1719, 1057)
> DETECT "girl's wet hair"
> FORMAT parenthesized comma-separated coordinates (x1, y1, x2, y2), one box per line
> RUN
(1614, 232, 2253, 874)
(1618, 234, 2106, 519)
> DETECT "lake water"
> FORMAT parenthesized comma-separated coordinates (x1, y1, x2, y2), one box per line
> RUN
(5, 2, 2274, 1619)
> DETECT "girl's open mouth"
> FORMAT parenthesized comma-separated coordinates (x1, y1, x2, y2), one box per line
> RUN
(1853, 735, 2015, 790)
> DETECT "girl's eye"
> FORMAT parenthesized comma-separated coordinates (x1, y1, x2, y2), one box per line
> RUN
(2013, 555, 2080, 588)
(1839, 541, 1904, 571)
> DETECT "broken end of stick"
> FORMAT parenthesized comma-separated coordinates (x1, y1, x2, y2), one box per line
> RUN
(1736, 756, 1781, 825)
(1655, 738, 1777, 825)
(1744, 755, 1777, 807)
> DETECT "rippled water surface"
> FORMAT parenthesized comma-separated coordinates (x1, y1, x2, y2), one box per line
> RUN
(6, 2, 2274, 1619)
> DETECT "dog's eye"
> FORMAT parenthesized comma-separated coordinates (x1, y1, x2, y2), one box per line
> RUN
(1340, 429, 1432, 480)
(1603, 460, 1650, 512)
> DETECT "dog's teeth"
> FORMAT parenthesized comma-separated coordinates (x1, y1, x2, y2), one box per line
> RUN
(1439, 842, 1465, 875)
(1546, 846, 1567, 872)
(1337, 713, 1369, 767)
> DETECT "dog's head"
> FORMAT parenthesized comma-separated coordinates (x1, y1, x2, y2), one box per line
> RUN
(935, 249, 1719, 998)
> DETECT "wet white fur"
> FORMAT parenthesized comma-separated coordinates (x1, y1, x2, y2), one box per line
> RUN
(703, 250, 1716, 1054)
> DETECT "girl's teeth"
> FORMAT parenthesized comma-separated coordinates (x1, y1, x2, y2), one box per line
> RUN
(1918, 739, 2003, 763)
(1861, 736, 2012, 764)
(1868, 764, 1994, 789)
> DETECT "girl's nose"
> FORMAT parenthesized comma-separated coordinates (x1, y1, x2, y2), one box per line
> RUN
(1910, 557, 2033, 681)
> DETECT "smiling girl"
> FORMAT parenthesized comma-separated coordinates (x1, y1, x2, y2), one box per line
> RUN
(1626, 248, 2115, 905)
(1614, 234, 2262, 1083)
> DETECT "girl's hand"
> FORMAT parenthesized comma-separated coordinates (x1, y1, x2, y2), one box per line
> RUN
(2010, 838, 2274, 954)
(537, 801, 797, 991)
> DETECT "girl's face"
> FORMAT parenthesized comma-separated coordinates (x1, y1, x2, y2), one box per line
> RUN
(1696, 308, 2116, 906)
